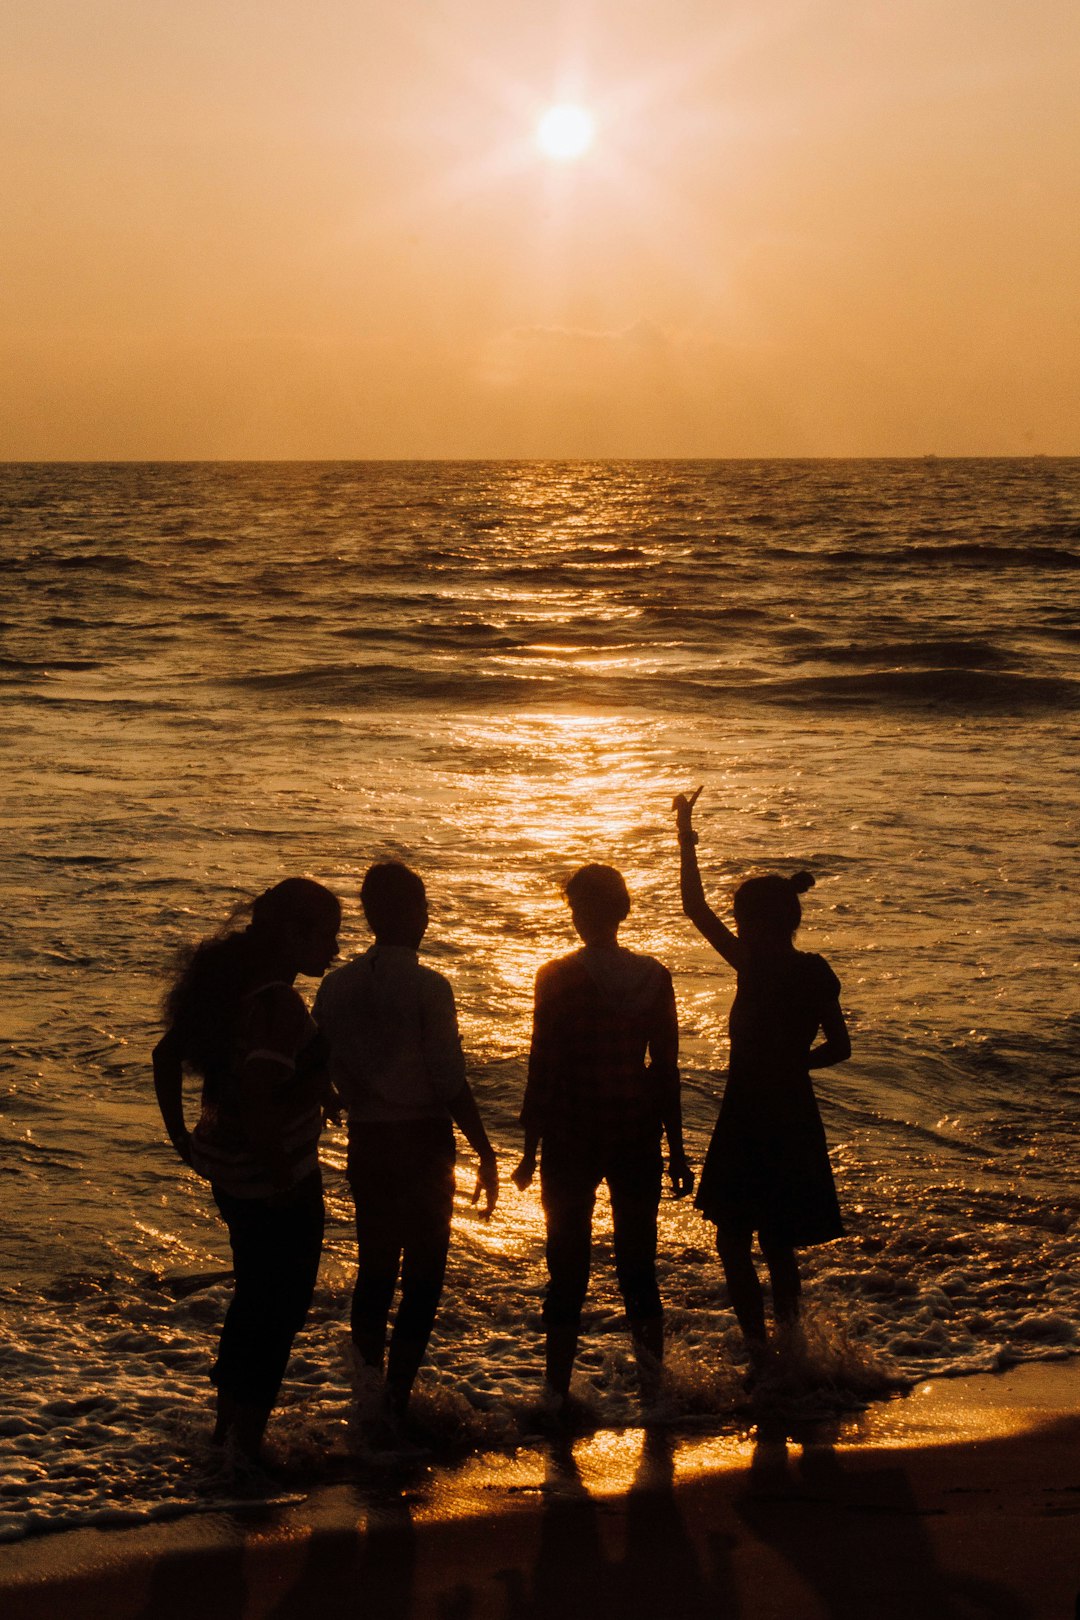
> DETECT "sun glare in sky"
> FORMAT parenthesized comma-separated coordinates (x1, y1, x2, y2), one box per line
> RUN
(535, 104, 596, 161)
(3, 4, 1078, 458)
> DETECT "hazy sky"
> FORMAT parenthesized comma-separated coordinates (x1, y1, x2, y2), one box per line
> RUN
(4, 1, 1078, 458)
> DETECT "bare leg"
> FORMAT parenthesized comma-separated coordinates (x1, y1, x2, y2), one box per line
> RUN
(716, 1229, 768, 1364)
(761, 1239, 801, 1328)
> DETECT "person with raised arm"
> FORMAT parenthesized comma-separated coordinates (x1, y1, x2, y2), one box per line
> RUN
(152, 877, 342, 1459)
(313, 861, 498, 1423)
(673, 789, 851, 1378)
(512, 864, 693, 1412)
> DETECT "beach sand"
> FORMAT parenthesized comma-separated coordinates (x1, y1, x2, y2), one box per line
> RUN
(3, 1360, 1077, 1620)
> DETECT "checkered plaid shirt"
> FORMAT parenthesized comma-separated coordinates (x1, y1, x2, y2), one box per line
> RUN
(521, 948, 679, 1149)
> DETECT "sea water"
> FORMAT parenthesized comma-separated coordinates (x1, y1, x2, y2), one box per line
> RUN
(1, 458, 1078, 1539)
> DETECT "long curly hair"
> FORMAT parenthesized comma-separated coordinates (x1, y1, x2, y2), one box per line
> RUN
(162, 878, 339, 1081)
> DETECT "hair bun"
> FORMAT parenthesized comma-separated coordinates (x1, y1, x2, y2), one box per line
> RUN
(789, 870, 815, 895)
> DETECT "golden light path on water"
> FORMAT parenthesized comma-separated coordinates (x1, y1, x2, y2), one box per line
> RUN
(325, 704, 739, 1067)
(316, 701, 753, 1314)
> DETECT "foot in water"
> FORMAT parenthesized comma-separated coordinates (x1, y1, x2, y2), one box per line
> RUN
(525, 1385, 599, 1437)
(211, 1391, 272, 1462)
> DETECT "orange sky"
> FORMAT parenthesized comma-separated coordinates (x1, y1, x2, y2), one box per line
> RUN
(3, 1, 1078, 458)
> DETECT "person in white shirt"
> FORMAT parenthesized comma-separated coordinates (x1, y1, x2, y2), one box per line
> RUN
(314, 861, 497, 1419)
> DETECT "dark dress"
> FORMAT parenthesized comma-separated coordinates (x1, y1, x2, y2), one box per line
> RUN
(695, 950, 844, 1247)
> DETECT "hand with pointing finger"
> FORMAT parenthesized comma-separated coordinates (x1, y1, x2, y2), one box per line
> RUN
(672, 785, 702, 843)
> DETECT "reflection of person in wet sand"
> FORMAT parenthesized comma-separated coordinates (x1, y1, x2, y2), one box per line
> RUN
(506, 1426, 722, 1620)
(513, 864, 694, 1410)
(673, 790, 851, 1378)
(313, 861, 498, 1423)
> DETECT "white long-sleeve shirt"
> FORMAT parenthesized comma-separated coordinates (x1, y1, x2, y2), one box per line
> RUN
(313, 944, 466, 1124)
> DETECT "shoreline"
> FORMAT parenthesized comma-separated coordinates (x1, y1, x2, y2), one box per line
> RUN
(3, 1358, 1078, 1619)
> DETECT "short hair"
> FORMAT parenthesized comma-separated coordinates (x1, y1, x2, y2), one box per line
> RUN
(564, 863, 631, 927)
(360, 861, 427, 933)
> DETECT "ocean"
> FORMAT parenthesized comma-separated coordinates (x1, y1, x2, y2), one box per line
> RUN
(1, 457, 1078, 1541)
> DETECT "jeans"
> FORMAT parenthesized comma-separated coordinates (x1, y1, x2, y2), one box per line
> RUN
(211, 1170, 324, 1410)
(540, 1136, 663, 1329)
(346, 1118, 456, 1365)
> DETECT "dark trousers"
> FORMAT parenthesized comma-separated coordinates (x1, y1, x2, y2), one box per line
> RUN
(346, 1118, 456, 1367)
(540, 1137, 663, 1330)
(211, 1170, 325, 1410)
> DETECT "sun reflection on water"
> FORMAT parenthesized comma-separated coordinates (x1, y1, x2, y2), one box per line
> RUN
(326, 704, 745, 1076)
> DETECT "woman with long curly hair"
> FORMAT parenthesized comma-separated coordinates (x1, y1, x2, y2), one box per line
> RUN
(152, 877, 341, 1457)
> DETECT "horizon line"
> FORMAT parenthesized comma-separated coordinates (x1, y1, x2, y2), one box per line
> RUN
(1, 452, 1076, 467)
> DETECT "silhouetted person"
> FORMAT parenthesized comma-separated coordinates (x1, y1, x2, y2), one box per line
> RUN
(512, 864, 693, 1409)
(152, 877, 342, 1458)
(313, 861, 497, 1422)
(674, 789, 851, 1376)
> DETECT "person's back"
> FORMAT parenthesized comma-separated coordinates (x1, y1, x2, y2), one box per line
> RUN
(513, 864, 693, 1409)
(317, 943, 464, 1125)
(728, 948, 841, 1090)
(313, 861, 497, 1422)
(525, 942, 675, 1152)
(673, 789, 852, 1375)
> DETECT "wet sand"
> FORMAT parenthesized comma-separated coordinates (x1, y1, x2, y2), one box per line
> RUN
(3, 1359, 1078, 1620)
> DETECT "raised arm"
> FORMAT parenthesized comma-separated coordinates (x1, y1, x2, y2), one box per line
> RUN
(152, 1027, 194, 1165)
(673, 789, 743, 971)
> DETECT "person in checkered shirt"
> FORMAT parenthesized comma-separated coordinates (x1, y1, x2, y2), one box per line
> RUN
(513, 864, 694, 1408)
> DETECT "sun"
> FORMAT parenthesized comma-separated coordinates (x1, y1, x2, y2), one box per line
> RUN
(535, 104, 596, 162)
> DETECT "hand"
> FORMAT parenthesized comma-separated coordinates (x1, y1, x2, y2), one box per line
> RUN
(472, 1154, 499, 1219)
(511, 1153, 536, 1192)
(672, 786, 703, 839)
(667, 1152, 695, 1200)
(322, 1085, 343, 1128)
(171, 1130, 194, 1167)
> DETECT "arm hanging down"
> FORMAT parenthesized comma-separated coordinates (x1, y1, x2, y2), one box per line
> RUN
(512, 965, 555, 1191)
(422, 970, 499, 1217)
(449, 1082, 499, 1217)
(649, 968, 694, 1198)
(152, 1028, 194, 1165)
